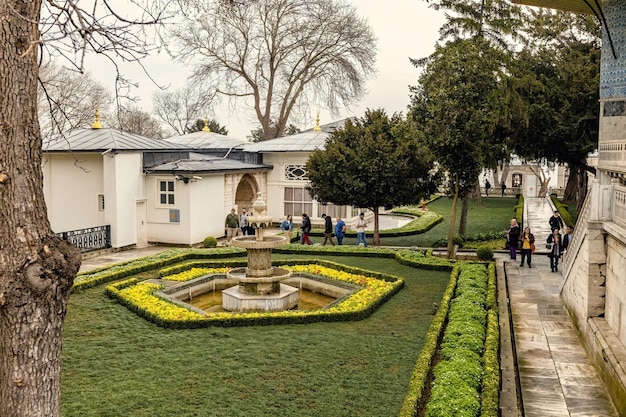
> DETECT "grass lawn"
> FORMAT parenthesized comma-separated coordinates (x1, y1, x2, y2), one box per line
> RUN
(331, 196, 517, 247)
(61, 255, 450, 417)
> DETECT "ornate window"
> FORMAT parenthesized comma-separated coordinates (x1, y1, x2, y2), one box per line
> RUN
(284, 187, 312, 217)
(285, 165, 308, 181)
(159, 180, 175, 205)
(512, 174, 523, 187)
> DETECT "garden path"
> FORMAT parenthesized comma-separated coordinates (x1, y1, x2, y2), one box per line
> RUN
(503, 197, 618, 416)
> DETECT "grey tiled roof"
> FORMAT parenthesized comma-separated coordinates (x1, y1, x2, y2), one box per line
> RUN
(243, 130, 329, 153)
(43, 128, 190, 152)
(164, 131, 247, 150)
(145, 153, 271, 174)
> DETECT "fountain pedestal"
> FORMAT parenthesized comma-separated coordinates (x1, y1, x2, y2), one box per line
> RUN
(222, 194, 297, 312)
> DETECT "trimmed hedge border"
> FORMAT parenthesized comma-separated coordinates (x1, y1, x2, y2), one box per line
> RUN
(550, 193, 575, 227)
(307, 208, 443, 238)
(105, 259, 404, 329)
(515, 193, 524, 229)
(398, 265, 460, 417)
(399, 261, 499, 417)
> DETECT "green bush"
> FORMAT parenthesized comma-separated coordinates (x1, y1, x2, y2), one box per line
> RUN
(476, 245, 494, 261)
(203, 236, 218, 248)
(550, 193, 576, 226)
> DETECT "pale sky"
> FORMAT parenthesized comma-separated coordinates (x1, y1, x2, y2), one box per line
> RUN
(88, 1, 445, 138)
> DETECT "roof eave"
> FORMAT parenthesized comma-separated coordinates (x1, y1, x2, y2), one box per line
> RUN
(511, 0, 599, 15)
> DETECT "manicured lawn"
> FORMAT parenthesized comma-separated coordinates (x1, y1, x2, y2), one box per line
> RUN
(333, 196, 517, 247)
(61, 255, 449, 417)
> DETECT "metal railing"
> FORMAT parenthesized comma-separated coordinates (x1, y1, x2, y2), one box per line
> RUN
(57, 225, 111, 253)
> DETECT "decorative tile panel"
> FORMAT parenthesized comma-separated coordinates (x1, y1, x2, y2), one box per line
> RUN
(600, 0, 626, 99)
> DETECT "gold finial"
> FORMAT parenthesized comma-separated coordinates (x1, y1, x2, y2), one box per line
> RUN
(202, 115, 210, 132)
(92, 107, 102, 129)
(313, 112, 321, 132)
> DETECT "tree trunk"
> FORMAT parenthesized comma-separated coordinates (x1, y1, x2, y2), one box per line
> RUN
(459, 194, 470, 236)
(499, 162, 510, 187)
(447, 174, 459, 259)
(0, 3, 82, 416)
(563, 166, 588, 211)
(372, 207, 380, 246)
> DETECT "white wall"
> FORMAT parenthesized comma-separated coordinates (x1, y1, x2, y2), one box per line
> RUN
(146, 174, 226, 245)
(42, 153, 105, 233)
(104, 152, 143, 248)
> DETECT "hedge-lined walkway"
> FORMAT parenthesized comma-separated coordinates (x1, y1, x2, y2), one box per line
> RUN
(503, 254, 617, 416)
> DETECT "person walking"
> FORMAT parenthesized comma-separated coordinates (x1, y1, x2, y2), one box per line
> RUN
(519, 226, 535, 268)
(548, 210, 564, 233)
(355, 212, 368, 247)
(335, 216, 346, 245)
(225, 208, 239, 245)
(506, 218, 520, 261)
(501, 182, 506, 196)
(240, 208, 249, 236)
(562, 225, 574, 251)
(485, 179, 491, 196)
(321, 214, 335, 246)
(547, 228, 564, 272)
(280, 215, 294, 243)
(300, 213, 312, 245)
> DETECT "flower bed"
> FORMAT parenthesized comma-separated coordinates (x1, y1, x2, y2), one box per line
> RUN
(105, 260, 403, 329)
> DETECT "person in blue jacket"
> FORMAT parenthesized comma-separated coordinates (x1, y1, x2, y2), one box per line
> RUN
(335, 216, 346, 245)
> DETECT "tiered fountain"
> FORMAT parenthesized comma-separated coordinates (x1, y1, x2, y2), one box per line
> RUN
(222, 194, 298, 312)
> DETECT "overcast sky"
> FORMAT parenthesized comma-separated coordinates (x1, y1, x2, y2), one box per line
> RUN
(89, 1, 445, 138)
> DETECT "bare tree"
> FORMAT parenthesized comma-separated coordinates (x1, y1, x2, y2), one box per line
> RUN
(0, 1, 170, 416)
(108, 105, 165, 138)
(170, 0, 377, 140)
(152, 84, 217, 135)
(38, 63, 112, 138)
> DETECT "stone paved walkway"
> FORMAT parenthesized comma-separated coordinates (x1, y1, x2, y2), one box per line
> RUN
(506, 197, 618, 416)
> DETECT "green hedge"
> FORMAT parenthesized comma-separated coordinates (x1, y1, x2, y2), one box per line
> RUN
(399, 261, 499, 417)
(515, 193, 524, 229)
(550, 193, 575, 227)
(307, 209, 443, 238)
(398, 265, 461, 417)
(74, 248, 246, 291)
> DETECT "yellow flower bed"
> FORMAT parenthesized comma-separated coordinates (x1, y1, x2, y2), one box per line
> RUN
(109, 264, 401, 327)
(162, 267, 230, 282)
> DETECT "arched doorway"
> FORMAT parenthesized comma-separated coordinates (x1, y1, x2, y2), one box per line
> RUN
(235, 174, 258, 212)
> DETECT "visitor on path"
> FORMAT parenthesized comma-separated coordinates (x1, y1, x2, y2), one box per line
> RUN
(321, 214, 335, 246)
(240, 208, 249, 236)
(225, 208, 240, 245)
(335, 216, 346, 245)
(501, 182, 507, 196)
(280, 215, 294, 243)
(506, 218, 520, 261)
(519, 227, 535, 268)
(485, 179, 491, 196)
(355, 212, 368, 247)
(547, 228, 564, 272)
(563, 226, 574, 251)
(548, 210, 564, 233)
(300, 213, 312, 245)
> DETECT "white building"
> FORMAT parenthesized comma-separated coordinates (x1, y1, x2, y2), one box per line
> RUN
(42, 118, 355, 250)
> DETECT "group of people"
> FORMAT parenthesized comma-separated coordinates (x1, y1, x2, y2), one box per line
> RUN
(506, 210, 574, 272)
(484, 179, 507, 196)
(279, 212, 367, 247)
(224, 208, 257, 245)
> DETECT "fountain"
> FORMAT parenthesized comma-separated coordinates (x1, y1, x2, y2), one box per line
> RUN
(222, 193, 298, 312)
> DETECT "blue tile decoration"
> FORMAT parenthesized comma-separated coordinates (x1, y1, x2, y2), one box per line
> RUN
(601, 0, 626, 99)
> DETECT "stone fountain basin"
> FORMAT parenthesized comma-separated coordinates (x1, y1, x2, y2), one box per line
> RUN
(231, 235, 288, 249)
(227, 267, 291, 283)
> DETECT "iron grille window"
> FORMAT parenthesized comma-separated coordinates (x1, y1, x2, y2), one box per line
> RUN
(285, 165, 308, 181)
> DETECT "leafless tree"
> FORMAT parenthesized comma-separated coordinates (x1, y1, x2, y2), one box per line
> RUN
(0, 1, 171, 416)
(107, 105, 165, 138)
(169, 0, 377, 140)
(152, 84, 217, 135)
(38, 63, 112, 139)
